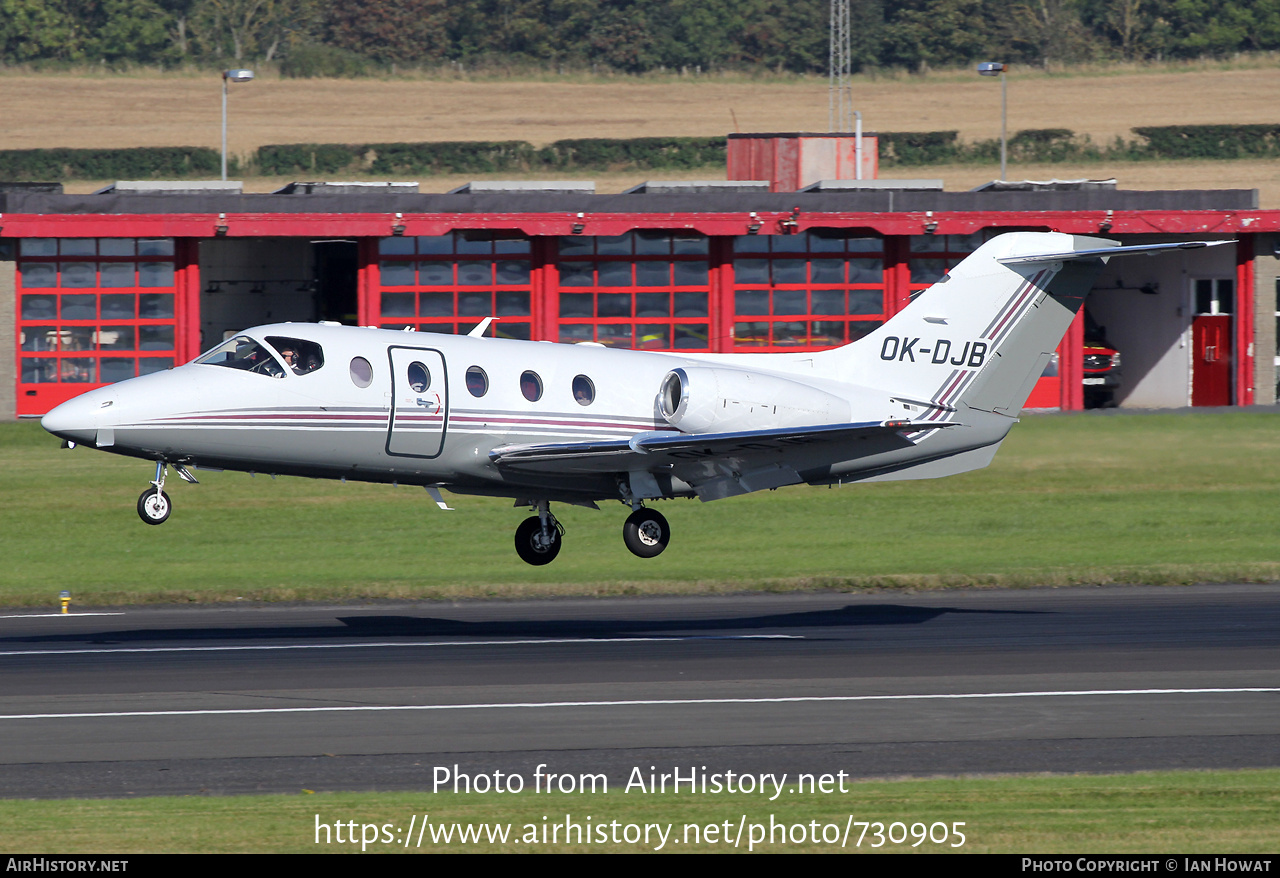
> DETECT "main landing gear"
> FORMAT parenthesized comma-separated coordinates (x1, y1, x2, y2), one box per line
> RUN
(623, 507, 670, 558)
(136, 461, 197, 525)
(512, 500, 671, 565)
(514, 500, 562, 565)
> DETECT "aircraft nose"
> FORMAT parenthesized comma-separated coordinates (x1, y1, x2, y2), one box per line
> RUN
(41, 392, 106, 444)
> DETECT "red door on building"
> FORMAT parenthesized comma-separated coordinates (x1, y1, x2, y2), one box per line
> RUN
(1191, 278, 1234, 407)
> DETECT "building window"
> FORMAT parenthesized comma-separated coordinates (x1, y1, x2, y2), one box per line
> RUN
(555, 231, 711, 350)
(17, 238, 178, 387)
(1194, 278, 1234, 316)
(730, 232, 885, 350)
(375, 232, 532, 340)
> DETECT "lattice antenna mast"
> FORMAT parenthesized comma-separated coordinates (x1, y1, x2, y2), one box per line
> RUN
(828, 0, 852, 132)
(828, 0, 863, 178)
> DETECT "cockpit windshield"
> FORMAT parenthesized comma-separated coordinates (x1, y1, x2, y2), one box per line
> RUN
(194, 336, 286, 377)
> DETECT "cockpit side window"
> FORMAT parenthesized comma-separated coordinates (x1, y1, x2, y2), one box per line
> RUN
(266, 336, 324, 375)
(194, 336, 285, 378)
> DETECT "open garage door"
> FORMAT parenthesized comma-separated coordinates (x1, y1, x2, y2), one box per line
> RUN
(198, 238, 357, 352)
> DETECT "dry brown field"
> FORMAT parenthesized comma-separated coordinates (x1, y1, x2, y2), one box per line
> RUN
(2, 64, 1279, 202)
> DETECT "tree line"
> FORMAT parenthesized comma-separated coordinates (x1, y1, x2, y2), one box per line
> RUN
(2, 0, 1278, 74)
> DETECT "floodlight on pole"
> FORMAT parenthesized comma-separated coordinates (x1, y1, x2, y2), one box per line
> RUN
(977, 61, 1008, 181)
(221, 69, 255, 181)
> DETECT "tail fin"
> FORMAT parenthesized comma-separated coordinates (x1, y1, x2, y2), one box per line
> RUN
(825, 232, 1116, 418)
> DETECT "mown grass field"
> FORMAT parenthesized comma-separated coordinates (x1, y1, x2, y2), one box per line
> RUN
(3, 770, 1278, 853)
(4, 62, 1277, 153)
(4, 61, 1280, 203)
(1, 410, 1278, 608)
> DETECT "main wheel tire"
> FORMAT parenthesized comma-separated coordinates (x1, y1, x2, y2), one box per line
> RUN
(514, 515, 561, 565)
(137, 487, 172, 525)
(623, 508, 670, 558)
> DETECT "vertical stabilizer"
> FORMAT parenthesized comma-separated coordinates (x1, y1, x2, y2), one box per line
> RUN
(821, 232, 1115, 418)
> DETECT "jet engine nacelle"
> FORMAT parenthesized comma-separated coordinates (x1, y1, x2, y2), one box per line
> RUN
(657, 367, 852, 434)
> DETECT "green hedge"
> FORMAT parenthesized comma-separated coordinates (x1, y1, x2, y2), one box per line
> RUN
(367, 141, 537, 175)
(255, 141, 537, 176)
(256, 144, 363, 176)
(6, 124, 1276, 183)
(243, 125, 1280, 176)
(0, 147, 224, 180)
(1008, 128, 1097, 162)
(1131, 124, 1280, 159)
(537, 136, 727, 170)
(254, 137, 725, 176)
(876, 131, 961, 166)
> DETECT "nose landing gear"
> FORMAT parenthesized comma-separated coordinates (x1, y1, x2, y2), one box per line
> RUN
(137, 461, 171, 525)
(137, 486, 171, 525)
(136, 461, 198, 525)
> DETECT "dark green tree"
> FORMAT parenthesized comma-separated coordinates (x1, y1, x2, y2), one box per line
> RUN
(0, 0, 83, 61)
(880, 0, 1000, 70)
(324, 0, 453, 63)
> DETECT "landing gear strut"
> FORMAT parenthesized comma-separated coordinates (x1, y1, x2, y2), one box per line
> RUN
(622, 507, 670, 558)
(136, 461, 198, 525)
(137, 461, 171, 525)
(514, 500, 562, 565)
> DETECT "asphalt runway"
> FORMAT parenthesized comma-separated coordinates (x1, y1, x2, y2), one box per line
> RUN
(1, 585, 1278, 799)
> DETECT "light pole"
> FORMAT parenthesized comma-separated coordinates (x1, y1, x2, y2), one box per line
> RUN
(221, 69, 255, 181)
(977, 61, 1007, 181)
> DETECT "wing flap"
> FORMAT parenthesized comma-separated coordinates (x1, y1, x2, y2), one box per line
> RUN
(489, 420, 958, 477)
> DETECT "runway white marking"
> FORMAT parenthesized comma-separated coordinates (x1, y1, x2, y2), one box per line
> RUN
(0, 613, 126, 619)
(2, 688, 1277, 721)
(0, 634, 800, 657)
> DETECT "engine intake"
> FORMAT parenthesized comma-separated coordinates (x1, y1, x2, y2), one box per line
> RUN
(658, 367, 851, 434)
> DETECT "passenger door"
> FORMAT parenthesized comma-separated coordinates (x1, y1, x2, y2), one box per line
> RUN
(387, 346, 448, 458)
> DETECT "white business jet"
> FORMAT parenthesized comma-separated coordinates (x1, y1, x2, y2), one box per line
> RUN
(41, 232, 1223, 565)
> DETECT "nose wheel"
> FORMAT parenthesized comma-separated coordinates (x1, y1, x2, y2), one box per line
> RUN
(137, 487, 172, 525)
(135, 460, 197, 525)
(623, 508, 670, 558)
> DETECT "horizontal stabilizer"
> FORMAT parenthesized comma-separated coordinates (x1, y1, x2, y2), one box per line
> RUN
(998, 240, 1233, 266)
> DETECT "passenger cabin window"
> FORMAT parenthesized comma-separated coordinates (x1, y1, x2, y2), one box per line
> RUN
(520, 370, 543, 401)
(195, 336, 285, 377)
(407, 361, 431, 392)
(266, 336, 324, 375)
(572, 374, 595, 405)
(466, 366, 488, 397)
(349, 356, 373, 388)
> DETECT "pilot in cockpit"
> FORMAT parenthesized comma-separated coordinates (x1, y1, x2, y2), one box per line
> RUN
(279, 346, 319, 375)
(265, 336, 323, 375)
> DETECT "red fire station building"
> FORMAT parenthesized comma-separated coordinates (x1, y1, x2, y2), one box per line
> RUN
(3, 162, 1276, 420)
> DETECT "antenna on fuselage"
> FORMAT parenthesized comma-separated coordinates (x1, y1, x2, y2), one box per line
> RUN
(468, 317, 496, 338)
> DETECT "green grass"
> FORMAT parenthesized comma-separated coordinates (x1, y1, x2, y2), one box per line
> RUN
(2, 411, 1279, 607)
(2, 770, 1277, 852)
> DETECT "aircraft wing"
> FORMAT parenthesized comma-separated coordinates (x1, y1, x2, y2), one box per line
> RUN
(489, 420, 958, 500)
